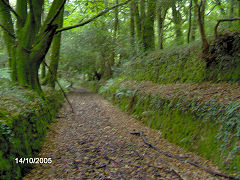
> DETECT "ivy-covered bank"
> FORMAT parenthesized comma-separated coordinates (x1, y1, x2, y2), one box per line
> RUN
(0, 80, 63, 180)
(98, 78, 240, 177)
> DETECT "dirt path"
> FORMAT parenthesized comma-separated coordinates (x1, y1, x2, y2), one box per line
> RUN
(24, 87, 226, 180)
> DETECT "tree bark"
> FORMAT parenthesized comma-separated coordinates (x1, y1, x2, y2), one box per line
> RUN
(44, 8, 64, 88)
(187, 0, 193, 43)
(0, 0, 64, 92)
(132, 1, 142, 48)
(140, 0, 145, 42)
(114, 0, 119, 39)
(193, 0, 209, 52)
(157, 6, 167, 49)
(142, 0, 156, 51)
(191, 3, 198, 41)
(0, 0, 131, 92)
(172, 3, 183, 44)
(130, 1, 135, 51)
(0, 0, 16, 80)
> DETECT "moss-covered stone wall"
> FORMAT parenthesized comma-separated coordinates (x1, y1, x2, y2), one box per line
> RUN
(99, 78, 240, 177)
(0, 80, 63, 180)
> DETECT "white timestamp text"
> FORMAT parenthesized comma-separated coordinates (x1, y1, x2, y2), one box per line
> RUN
(15, 158, 52, 164)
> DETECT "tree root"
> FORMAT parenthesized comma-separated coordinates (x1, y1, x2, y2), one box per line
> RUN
(130, 131, 237, 179)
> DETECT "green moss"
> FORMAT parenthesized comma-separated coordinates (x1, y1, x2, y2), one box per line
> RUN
(99, 79, 240, 176)
(0, 81, 64, 180)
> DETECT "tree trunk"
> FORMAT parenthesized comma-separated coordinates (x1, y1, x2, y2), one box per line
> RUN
(44, 8, 64, 88)
(0, 0, 64, 93)
(0, 0, 131, 92)
(0, 0, 16, 81)
(140, 0, 145, 41)
(142, 0, 156, 51)
(187, 0, 193, 43)
(193, 0, 209, 52)
(172, 3, 183, 44)
(229, 0, 235, 27)
(114, 0, 119, 38)
(130, 1, 135, 51)
(191, 3, 198, 41)
(156, 6, 167, 50)
(132, 1, 142, 48)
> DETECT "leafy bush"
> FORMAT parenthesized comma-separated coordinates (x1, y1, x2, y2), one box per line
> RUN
(0, 80, 64, 180)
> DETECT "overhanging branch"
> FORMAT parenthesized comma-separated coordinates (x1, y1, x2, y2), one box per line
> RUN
(215, 17, 240, 38)
(47, 0, 66, 26)
(55, 0, 132, 34)
(0, 23, 16, 39)
(1, 0, 20, 20)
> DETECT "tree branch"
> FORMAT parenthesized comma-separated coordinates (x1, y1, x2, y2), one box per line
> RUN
(55, 0, 132, 34)
(0, 23, 16, 39)
(215, 17, 240, 38)
(47, 0, 66, 26)
(43, 61, 75, 113)
(207, 3, 218, 15)
(131, 131, 237, 179)
(0, 23, 31, 53)
(1, 0, 20, 19)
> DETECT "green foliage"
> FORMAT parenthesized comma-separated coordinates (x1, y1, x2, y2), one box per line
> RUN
(99, 78, 240, 176)
(119, 42, 207, 84)
(80, 80, 103, 92)
(0, 50, 7, 68)
(206, 32, 240, 84)
(0, 80, 64, 180)
(117, 36, 240, 85)
(0, 68, 11, 80)
(60, 24, 116, 81)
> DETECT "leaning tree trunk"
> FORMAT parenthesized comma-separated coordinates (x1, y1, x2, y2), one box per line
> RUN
(0, 0, 65, 93)
(193, 0, 209, 52)
(43, 8, 64, 88)
(0, 0, 132, 93)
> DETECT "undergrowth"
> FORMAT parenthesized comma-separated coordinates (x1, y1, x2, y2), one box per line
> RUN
(120, 42, 206, 84)
(119, 38, 240, 85)
(98, 78, 240, 177)
(0, 79, 64, 180)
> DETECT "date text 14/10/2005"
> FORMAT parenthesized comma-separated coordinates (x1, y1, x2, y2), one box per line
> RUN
(15, 158, 52, 164)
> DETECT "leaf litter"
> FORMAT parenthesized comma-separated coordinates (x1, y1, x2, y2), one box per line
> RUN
(24, 87, 229, 180)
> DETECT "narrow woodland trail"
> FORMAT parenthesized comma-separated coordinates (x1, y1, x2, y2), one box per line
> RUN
(24, 87, 226, 180)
